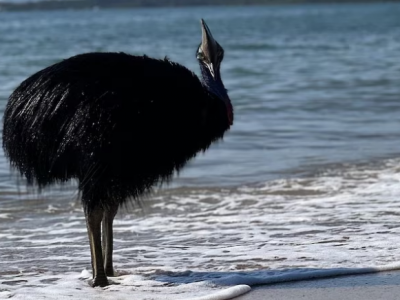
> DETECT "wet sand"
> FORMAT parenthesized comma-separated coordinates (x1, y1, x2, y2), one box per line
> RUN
(235, 270, 400, 300)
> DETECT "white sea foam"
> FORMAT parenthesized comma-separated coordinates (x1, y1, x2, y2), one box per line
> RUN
(0, 270, 250, 300)
(2, 158, 400, 299)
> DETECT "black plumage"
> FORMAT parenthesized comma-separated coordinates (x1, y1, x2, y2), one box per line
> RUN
(2, 19, 233, 287)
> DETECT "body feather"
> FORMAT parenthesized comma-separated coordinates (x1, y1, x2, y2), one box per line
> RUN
(3, 52, 230, 212)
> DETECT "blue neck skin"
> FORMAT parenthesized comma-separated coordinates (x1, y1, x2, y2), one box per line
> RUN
(199, 63, 228, 101)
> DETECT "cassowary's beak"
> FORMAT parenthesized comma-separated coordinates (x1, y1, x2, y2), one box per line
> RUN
(201, 19, 217, 55)
(200, 19, 218, 77)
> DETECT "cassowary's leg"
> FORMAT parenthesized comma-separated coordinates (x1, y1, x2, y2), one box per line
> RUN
(85, 206, 108, 287)
(102, 203, 119, 277)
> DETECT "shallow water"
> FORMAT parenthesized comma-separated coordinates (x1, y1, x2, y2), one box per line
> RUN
(1, 2, 400, 299)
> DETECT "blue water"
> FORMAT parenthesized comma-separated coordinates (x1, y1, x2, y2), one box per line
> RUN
(1, 3, 400, 188)
(2, 3, 400, 190)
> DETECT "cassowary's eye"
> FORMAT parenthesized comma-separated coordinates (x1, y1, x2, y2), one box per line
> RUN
(197, 50, 204, 60)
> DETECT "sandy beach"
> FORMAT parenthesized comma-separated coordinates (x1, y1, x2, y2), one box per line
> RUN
(235, 270, 400, 300)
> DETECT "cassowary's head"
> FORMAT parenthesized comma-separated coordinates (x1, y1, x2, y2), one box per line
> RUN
(197, 19, 233, 126)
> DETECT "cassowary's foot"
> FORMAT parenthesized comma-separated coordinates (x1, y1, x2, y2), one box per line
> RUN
(89, 277, 121, 287)
(89, 276, 109, 287)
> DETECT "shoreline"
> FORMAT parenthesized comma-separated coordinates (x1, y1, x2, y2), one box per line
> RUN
(0, 0, 399, 12)
(235, 270, 400, 300)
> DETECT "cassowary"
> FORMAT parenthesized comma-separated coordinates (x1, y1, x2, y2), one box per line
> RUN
(2, 19, 233, 287)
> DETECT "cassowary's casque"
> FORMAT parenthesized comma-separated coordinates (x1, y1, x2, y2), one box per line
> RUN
(2, 19, 233, 287)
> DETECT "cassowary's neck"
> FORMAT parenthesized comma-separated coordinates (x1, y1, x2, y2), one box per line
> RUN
(199, 63, 226, 100)
(199, 63, 233, 128)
